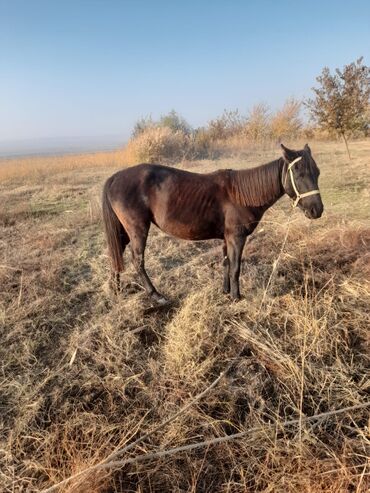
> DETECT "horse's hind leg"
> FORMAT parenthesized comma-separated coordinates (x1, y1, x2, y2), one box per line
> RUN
(112, 228, 129, 293)
(128, 221, 167, 304)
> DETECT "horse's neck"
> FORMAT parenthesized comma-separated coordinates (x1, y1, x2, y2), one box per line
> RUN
(230, 159, 285, 209)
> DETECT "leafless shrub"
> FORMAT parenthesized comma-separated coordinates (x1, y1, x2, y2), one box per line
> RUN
(270, 98, 303, 140)
(122, 126, 189, 164)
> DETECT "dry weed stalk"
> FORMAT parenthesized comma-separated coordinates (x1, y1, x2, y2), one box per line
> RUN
(40, 402, 370, 493)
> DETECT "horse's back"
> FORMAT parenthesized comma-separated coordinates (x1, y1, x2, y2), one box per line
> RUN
(107, 163, 227, 201)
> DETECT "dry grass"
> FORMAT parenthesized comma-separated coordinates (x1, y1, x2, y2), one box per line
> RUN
(0, 151, 126, 183)
(0, 140, 369, 492)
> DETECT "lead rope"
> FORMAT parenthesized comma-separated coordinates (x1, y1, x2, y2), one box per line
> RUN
(284, 157, 320, 208)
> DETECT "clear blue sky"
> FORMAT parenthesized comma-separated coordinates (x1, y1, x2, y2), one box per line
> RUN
(1, 0, 369, 147)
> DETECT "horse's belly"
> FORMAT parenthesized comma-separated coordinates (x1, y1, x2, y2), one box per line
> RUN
(150, 187, 224, 240)
(154, 217, 223, 241)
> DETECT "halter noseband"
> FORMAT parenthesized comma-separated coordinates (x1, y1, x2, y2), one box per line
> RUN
(284, 156, 320, 208)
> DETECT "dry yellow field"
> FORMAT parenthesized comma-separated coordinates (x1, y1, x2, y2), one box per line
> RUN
(0, 141, 369, 492)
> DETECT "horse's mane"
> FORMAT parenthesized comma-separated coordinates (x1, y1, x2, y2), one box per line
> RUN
(229, 159, 283, 207)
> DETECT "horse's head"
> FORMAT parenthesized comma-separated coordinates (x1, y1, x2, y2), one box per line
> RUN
(281, 143, 323, 219)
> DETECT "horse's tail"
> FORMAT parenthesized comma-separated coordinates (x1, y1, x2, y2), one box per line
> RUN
(102, 177, 127, 273)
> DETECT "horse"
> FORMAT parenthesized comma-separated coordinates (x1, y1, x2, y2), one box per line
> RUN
(102, 143, 323, 302)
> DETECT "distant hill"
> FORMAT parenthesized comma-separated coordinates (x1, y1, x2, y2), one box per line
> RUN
(0, 135, 126, 158)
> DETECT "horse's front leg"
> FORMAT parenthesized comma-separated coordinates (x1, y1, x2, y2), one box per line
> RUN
(225, 231, 247, 300)
(222, 240, 230, 294)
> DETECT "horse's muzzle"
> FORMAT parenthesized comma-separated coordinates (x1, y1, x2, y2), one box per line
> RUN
(304, 203, 324, 219)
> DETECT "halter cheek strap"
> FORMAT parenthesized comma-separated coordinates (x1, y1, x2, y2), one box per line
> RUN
(284, 157, 320, 208)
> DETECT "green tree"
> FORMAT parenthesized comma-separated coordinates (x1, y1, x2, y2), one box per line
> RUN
(132, 115, 154, 138)
(306, 57, 370, 158)
(159, 110, 192, 135)
(132, 110, 192, 139)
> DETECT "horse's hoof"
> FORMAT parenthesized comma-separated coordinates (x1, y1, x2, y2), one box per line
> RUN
(144, 295, 172, 314)
(151, 293, 169, 305)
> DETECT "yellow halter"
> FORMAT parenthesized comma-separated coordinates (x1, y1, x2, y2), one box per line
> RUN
(284, 157, 321, 208)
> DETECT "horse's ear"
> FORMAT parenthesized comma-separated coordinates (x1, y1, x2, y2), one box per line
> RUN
(304, 143, 311, 154)
(280, 143, 296, 162)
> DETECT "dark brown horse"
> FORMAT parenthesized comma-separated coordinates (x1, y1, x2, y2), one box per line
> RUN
(102, 144, 323, 302)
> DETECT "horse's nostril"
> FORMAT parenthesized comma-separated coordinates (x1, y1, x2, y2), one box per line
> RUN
(311, 207, 316, 216)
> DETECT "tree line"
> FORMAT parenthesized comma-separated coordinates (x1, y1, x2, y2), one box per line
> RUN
(124, 57, 369, 163)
